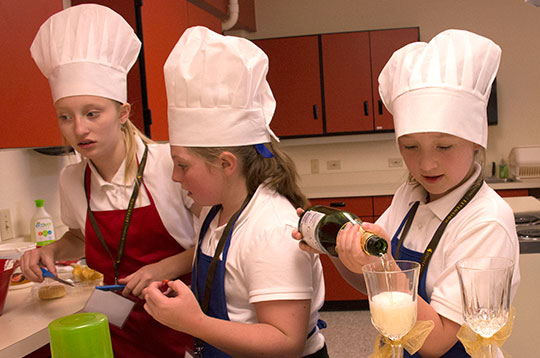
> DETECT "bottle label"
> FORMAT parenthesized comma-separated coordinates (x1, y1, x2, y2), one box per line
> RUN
(300, 210, 330, 255)
(34, 218, 56, 246)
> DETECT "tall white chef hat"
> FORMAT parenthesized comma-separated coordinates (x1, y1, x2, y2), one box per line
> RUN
(378, 29, 501, 148)
(164, 26, 278, 149)
(30, 4, 141, 104)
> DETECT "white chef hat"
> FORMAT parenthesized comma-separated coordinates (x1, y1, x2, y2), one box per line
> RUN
(164, 26, 278, 148)
(30, 4, 141, 104)
(378, 29, 501, 148)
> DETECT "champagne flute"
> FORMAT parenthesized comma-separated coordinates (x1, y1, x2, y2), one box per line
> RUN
(362, 260, 420, 358)
(456, 257, 514, 357)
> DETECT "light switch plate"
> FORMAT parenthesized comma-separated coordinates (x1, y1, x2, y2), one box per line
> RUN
(0, 208, 14, 241)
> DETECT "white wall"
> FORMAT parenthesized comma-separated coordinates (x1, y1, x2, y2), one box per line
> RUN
(0, 149, 74, 241)
(229, 0, 540, 184)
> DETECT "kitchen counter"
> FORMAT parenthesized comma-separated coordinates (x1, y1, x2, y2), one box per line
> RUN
(0, 283, 92, 358)
(301, 176, 540, 198)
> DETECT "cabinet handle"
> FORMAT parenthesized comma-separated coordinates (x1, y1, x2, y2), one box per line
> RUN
(330, 202, 346, 208)
(313, 104, 318, 119)
(378, 100, 383, 115)
(363, 101, 369, 116)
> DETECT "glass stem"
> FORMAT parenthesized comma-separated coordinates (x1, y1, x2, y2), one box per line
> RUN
(479, 343, 495, 358)
(391, 342, 404, 358)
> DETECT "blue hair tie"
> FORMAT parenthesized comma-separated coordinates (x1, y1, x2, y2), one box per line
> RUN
(255, 143, 274, 158)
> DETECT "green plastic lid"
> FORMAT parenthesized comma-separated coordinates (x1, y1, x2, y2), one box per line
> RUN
(48, 312, 113, 358)
(35, 199, 45, 208)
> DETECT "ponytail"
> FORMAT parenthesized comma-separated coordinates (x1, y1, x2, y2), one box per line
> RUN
(189, 139, 309, 209)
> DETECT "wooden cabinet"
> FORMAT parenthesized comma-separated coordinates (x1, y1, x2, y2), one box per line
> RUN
(373, 195, 393, 221)
(496, 189, 529, 197)
(254, 27, 419, 138)
(139, 0, 224, 141)
(0, 0, 64, 149)
(321, 32, 373, 133)
(370, 29, 420, 130)
(138, 0, 256, 141)
(254, 36, 323, 137)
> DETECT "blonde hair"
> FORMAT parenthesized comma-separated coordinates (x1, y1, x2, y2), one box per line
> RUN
(188, 139, 309, 209)
(121, 119, 154, 184)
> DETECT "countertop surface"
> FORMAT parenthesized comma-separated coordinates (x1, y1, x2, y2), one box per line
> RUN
(301, 177, 540, 199)
(0, 281, 92, 358)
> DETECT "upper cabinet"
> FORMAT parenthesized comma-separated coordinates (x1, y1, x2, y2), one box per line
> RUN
(143, 0, 256, 141)
(254, 27, 419, 138)
(255, 36, 324, 137)
(0, 0, 64, 149)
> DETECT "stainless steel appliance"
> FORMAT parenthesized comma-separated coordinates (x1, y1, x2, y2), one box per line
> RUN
(514, 210, 540, 253)
(503, 198, 540, 356)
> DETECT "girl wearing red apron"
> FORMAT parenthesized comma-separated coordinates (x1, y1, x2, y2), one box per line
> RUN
(22, 4, 198, 357)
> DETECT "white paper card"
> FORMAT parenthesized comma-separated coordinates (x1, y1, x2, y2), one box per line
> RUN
(82, 289, 135, 328)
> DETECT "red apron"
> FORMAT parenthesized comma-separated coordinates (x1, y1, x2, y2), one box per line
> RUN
(84, 165, 193, 358)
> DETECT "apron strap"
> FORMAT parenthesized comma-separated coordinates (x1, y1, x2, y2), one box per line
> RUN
(84, 143, 148, 283)
(194, 194, 253, 313)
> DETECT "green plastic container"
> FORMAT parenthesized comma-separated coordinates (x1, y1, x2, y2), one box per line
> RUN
(48, 312, 113, 358)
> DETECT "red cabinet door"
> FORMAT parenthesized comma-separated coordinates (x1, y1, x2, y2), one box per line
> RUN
(0, 0, 64, 149)
(370, 28, 419, 131)
(373, 195, 393, 221)
(142, 0, 223, 141)
(140, 0, 189, 141)
(322, 31, 373, 133)
(496, 189, 529, 198)
(254, 36, 323, 137)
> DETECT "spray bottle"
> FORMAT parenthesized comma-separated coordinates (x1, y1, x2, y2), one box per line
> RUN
(30, 199, 56, 247)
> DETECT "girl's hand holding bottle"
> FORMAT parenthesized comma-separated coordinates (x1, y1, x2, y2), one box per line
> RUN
(292, 206, 391, 272)
(336, 222, 390, 274)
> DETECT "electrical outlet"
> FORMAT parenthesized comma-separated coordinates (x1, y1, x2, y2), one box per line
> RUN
(327, 160, 341, 170)
(0, 208, 14, 241)
(388, 158, 404, 168)
(310, 159, 320, 174)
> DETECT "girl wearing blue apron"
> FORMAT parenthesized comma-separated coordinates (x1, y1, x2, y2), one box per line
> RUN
(143, 26, 327, 358)
(324, 29, 519, 358)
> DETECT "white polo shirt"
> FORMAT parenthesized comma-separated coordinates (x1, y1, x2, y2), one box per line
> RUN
(59, 136, 196, 249)
(376, 164, 520, 324)
(197, 184, 326, 356)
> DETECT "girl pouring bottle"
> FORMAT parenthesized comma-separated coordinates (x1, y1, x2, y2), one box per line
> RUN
(294, 29, 520, 357)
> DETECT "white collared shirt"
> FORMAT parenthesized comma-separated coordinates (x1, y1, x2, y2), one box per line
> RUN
(59, 136, 196, 249)
(377, 164, 520, 324)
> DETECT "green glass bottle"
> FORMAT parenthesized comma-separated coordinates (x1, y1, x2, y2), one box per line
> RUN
(298, 205, 388, 257)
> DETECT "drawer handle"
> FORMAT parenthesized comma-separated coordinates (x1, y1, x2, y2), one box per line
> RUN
(378, 100, 383, 115)
(313, 104, 319, 119)
(330, 202, 346, 207)
(363, 101, 369, 116)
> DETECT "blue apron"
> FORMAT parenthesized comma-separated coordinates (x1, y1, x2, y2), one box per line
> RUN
(391, 203, 469, 358)
(191, 205, 234, 358)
